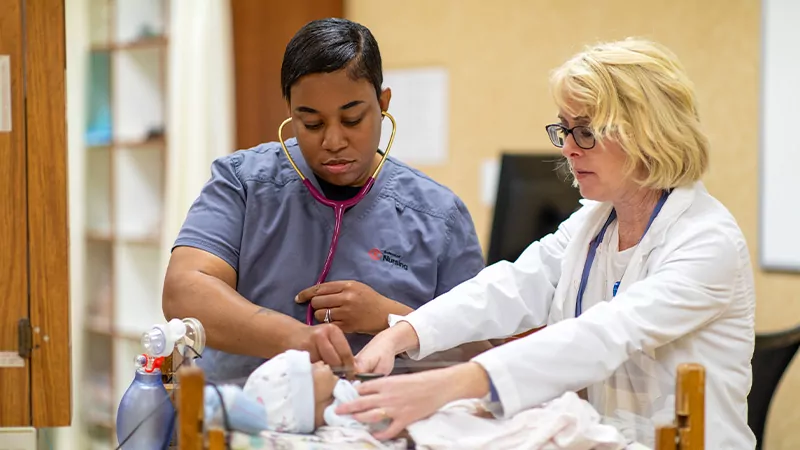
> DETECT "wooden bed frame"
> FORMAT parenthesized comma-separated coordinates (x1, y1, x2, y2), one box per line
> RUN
(168, 363, 706, 450)
(654, 363, 706, 450)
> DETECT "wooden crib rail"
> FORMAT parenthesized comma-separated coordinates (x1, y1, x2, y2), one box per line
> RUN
(173, 362, 706, 450)
(655, 363, 706, 450)
(175, 365, 226, 450)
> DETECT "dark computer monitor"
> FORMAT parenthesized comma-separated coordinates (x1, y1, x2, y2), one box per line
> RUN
(486, 153, 583, 265)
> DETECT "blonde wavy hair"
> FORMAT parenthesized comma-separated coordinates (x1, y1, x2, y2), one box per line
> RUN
(550, 38, 709, 189)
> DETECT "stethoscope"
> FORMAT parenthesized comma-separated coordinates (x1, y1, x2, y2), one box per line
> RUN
(574, 190, 670, 318)
(278, 111, 397, 326)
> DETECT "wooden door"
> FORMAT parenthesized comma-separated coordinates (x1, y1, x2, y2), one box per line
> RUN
(231, 0, 344, 150)
(0, 0, 70, 428)
(0, 0, 31, 427)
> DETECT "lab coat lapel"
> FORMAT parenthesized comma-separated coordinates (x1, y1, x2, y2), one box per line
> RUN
(603, 182, 699, 297)
(548, 200, 614, 324)
(548, 182, 700, 322)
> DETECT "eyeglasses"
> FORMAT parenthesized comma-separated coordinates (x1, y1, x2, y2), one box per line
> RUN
(545, 124, 596, 150)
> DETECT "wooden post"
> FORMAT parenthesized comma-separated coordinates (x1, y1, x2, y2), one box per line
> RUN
(654, 363, 705, 450)
(655, 425, 677, 450)
(208, 429, 226, 450)
(675, 363, 705, 450)
(177, 365, 204, 450)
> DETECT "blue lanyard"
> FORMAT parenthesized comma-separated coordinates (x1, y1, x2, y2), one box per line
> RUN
(574, 191, 670, 317)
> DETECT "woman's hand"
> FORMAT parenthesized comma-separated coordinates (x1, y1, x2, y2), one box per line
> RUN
(354, 321, 420, 375)
(335, 362, 492, 440)
(291, 323, 356, 378)
(296, 281, 413, 334)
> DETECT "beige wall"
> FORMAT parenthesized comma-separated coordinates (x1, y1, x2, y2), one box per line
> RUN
(346, 0, 799, 447)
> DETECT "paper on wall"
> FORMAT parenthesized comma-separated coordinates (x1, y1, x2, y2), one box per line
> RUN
(481, 157, 500, 206)
(381, 67, 449, 165)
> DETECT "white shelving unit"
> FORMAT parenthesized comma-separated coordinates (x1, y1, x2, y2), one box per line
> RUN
(82, 0, 169, 448)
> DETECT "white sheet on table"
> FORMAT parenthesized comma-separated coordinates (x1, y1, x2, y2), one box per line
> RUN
(406, 391, 628, 450)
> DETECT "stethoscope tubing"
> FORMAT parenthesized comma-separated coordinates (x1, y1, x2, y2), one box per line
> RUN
(278, 112, 397, 325)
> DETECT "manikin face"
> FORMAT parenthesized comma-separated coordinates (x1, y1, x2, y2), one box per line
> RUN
(312, 361, 340, 428)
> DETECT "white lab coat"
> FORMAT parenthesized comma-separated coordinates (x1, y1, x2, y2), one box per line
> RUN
(399, 182, 756, 449)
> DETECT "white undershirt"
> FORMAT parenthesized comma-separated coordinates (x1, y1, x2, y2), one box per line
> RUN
(583, 220, 636, 312)
(582, 220, 671, 444)
(606, 221, 636, 300)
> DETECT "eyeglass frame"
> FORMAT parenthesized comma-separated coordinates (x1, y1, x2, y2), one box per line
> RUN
(544, 123, 596, 150)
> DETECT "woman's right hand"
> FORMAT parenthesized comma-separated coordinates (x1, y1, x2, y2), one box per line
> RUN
(355, 321, 420, 374)
(293, 323, 356, 375)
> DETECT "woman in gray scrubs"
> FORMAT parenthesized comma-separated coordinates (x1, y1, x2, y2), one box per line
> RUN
(162, 18, 488, 383)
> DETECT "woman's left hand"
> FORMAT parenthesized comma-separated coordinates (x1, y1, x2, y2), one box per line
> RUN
(296, 280, 413, 334)
(335, 362, 492, 440)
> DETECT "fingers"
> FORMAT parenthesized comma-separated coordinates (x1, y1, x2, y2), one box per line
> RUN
(312, 324, 355, 378)
(354, 356, 371, 374)
(352, 406, 390, 424)
(355, 378, 387, 395)
(315, 334, 344, 367)
(379, 359, 397, 375)
(335, 392, 381, 415)
(295, 285, 315, 304)
(336, 394, 406, 441)
(354, 356, 382, 376)
(373, 420, 407, 441)
(355, 345, 396, 375)
(327, 326, 356, 378)
(314, 307, 337, 324)
(310, 293, 345, 310)
(296, 281, 350, 304)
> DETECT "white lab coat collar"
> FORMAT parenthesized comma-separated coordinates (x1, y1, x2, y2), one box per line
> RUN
(548, 182, 702, 324)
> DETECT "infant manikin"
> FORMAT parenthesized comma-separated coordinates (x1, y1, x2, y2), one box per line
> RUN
(204, 350, 630, 450)
(242, 349, 363, 433)
(203, 350, 401, 449)
(203, 349, 366, 435)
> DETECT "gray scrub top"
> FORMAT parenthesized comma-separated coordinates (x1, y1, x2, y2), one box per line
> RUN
(173, 138, 485, 382)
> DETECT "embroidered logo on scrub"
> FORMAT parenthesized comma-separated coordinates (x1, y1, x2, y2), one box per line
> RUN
(368, 248, 408, 270)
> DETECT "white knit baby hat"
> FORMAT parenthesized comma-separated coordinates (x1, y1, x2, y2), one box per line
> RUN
(243, 349, 315, 433)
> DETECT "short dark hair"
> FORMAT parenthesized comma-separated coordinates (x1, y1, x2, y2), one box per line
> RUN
(281, 18, 383, 101)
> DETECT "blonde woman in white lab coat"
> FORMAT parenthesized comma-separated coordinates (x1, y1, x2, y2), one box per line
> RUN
(335, 38, 757, 449)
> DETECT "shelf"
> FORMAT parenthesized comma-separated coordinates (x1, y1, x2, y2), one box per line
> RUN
(119, 234, 161, 246)
(115, 0, 166, 45)
(87, 0, 167, 51)
(117, 136, 166, 149)
(86, 230, 113, 242)
(89, 436, 116, 450)
(113, 242, 165, 338)
(83, 340, 114, 432)
(81, 2, 169, 448)
(86, 315, 113, 337)
(86, 231, 161, 246)
(85, 239, 113, 325)
(91, 36, 168, 53)
(87, 418, 115, 430)
(85, 149, 111, 236)
(113, 47, 165, 143)
(88, 0, 111, 48)
(114, 144, 164, 239)
(87, 136, 167, 152)
(85, 320, 143, 342)
(86, 51, 112, 147)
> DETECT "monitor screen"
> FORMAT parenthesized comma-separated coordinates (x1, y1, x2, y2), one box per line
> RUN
(486, 153, 583, 265)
